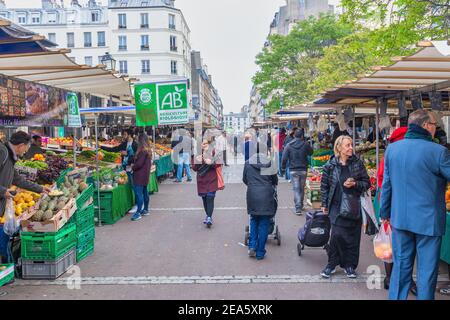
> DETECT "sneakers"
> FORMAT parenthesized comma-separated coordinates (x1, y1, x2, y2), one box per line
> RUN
(295, 209, 304, 216)
(344, 267, 357, 278)
(320, 267, 336, 279)
(206, 217, 213, 227)
(174, 180, 182, 183)
(203, 216, 208, 225)
(187, 178, 192, 182)
(248, 249, 256, 258)
(141, 210, 150, 216)
(128, 205, 138, 214)
(131, 212, 142, 221)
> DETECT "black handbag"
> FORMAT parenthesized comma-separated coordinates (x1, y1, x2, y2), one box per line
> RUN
(337, 175, 361, 221)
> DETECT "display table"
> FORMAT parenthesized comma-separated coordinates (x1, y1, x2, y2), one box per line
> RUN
(154, 154, 173, 177)
(94, 183, 134, 225)
(148, 171, 158, 193)
(440, 212, 450, 264)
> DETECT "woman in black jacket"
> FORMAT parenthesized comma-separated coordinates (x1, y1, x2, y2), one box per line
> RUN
(320, 135, 370, 279)
(243, 153, 278, 260)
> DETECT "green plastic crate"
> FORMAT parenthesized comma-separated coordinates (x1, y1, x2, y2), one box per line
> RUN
(21, 224, 77, 260)
(76, 184, 94, 210)
(56, 168, 74, 187)
(76, 239, 94, 263)
(95, 208, 121, 225)
(77, 226, 95, 247)
(0, 264, 15, 287)
(74, 203, 95, 233)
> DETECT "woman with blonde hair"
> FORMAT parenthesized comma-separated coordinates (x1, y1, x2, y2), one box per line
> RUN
(320, 135, 370, 278)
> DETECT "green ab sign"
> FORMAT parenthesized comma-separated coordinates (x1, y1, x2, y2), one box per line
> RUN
(67, 92, 81, 127)
(135, 81, 189, 126)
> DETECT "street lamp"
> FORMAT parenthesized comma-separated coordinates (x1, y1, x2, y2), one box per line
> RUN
(101, 52, 116, 71)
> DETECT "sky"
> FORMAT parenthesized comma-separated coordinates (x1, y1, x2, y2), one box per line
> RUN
(6, 0, 341, 113)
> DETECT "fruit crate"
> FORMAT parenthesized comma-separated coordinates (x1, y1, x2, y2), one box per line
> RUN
(74, 203, 95, 233)
(21, 223, 77, 260)
(95, 207, 121, 225)
(22, 247, 76, 280)
(76, 184, 94, 210)
(0, 264, 15, 287)
(77, 226, 95, 248)
(76, 238, 94, 263)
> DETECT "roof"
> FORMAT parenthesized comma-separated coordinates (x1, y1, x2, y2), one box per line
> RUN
(108, 0, 175, 8)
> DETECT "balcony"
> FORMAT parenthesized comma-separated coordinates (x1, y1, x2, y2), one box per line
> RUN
(98, 42, 106, 47)
(141, 44, 149, 51)
(118, 45, 127, 51)
(118, 24, 127, 29)
(170, 46, 178, 52)
(84, 42, 92, 48)
(141, 24, 149, 29)
(169, 24, 176, 30)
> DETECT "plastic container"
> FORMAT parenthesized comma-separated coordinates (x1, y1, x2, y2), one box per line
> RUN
(0, 264, 15, 287)
(74, 203, 95, 233)
(21, 247, 76, 280)
(76, 239, 94, 263)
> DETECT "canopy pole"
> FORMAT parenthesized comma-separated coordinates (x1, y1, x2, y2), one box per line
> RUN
(375, 101, 380, 188)
(73, 128, 77, 168)
(352, 106, 356, 151)
(95, 114, 102, 227)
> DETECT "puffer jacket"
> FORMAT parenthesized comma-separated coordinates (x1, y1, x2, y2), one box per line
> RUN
(320, 155, 370, 211)
(281, 138, 313, 172)
(0, 143, 43, 217)
(243, 153, 278, 216)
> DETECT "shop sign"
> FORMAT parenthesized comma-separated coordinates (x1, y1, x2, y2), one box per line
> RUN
(67, 92, 81, 128)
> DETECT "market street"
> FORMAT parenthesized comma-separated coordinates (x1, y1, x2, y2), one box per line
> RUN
(1, 158, 449, 300)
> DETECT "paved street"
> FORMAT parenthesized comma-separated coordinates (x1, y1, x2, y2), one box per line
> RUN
(1, 156, 449, 300)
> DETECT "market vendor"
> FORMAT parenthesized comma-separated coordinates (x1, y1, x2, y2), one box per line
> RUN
(101, 129, 138, 171)
(24, 135, 43, 160)
(0, 131, 51, 262)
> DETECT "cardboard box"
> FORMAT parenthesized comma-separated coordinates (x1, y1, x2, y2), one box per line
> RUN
(21, 199, 77, 233)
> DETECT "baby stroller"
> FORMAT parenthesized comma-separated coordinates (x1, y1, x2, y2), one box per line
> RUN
(244, 216, 281, 246)
(297, 210, 331, 256)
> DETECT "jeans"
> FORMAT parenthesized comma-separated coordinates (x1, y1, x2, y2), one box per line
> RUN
(134, 185, 150, 214)
(249, 215, 271, 259)
(177, 153, 192, 181)
(285, 166, 291, 180)
(201, 195, 215, 218)
(291, 171, 307, 211)
(0, 225, 10, 261)
(277, 152, 283, 176)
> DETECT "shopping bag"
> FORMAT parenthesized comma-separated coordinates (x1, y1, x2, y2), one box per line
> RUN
(373, 223, 393, 263)
(216, 166, 225, 190)
(3, 198, 19, 237)
(361, 192, 379, 236)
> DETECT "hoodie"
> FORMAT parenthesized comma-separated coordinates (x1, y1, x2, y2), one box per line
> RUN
(281, 138, 313, 172)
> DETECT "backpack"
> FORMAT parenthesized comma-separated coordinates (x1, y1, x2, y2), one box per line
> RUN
(298, 210, 331, 247)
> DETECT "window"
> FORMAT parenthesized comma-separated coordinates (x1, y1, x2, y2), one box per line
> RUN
(119, 60, 128, 74)
(171, 60, 178, 75)
(118, 36, 127, 51)
(18, 14, 26, 24)
(97, 31, 105, 47)
(169, 14, 175, 29)
(91, 11, 99, 22)
(141, 35, 149, 50)
(84, 56, 93, 66)
(67, 32, 75, 48)
(141, 1, 148, 5)
(67, 12, 75, 23)
(48, 33, 56, 43)
(84, 32, 92, 47)
(118, 14, 127, 28)
(170, 35, 177, 52)
(31, 13, 40, 24)
(141, 60, 150, 74)
(120, 0, 128, 6)
(48, 12, 56, 23)
(140, 13, 148, 28)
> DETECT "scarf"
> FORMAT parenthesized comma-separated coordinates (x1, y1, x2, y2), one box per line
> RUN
(405, 124, 432, 142)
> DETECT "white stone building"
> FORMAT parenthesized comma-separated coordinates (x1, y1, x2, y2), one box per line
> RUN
(224, 106, 250, 134)
(0, 0, 192, 87)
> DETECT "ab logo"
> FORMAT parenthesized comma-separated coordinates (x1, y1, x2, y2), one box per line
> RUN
(161, 86, 185, 110)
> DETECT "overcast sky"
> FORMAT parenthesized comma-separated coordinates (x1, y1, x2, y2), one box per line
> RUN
(6, 0, 340, 113)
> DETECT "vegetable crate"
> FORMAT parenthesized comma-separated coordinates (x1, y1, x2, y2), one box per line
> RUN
(21, 223, 77, 260)
(95, 207, 121, 225)
(77, 239, 94, 263)
(93, 192, 121, 225)
(76, 225, 95, 263)
(0, 264, 15, 287)
(76, 184, 94, 210)
(22, 247, 76, 280)
(56, 168, 74, 187)
(73, 203, 95, 234)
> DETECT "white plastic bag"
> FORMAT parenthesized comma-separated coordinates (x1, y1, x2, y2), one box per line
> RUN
(3, 198, 19, 236)
(317, 116, 328, 132)
(373, 223, 393, 263)
(378, 115, 392, 131)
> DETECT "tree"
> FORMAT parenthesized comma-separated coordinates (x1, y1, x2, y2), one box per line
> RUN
(253, 14, 352, 113)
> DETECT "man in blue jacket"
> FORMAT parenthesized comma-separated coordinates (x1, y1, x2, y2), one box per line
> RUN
(380, 109, 450, 300)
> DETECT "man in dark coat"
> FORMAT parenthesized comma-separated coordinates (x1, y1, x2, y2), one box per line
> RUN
(281, 130, 313, 215)
(243, 153, 278, 260)
(0, 131, 50, 261)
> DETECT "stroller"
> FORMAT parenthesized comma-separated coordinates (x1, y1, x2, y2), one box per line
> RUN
(244, 216, 281, 247)
(297, 210, 331, 256)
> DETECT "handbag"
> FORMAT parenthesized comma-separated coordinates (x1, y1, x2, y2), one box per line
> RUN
(337, 174, 361, 221)
(216, 166, 225, 190)
(198, 163, 213, 177)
